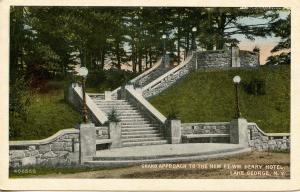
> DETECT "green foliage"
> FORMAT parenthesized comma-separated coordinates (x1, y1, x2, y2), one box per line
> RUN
(10, 87, 81, 140)
(167, 104, 179, 120)
(266, 11, 290, 65)
(9, 75, 33, 139)
(86, 69, 139, 93)
(246, 79, 266, 96)
(150, 66, 290, 133)
(107, 108, 120, 122)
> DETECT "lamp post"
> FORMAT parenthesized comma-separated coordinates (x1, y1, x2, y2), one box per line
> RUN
(162, 34, 167, 55)
(192, 27, 198, 70)
(78, 67, 89, 123)
(233, 75, 241, 118)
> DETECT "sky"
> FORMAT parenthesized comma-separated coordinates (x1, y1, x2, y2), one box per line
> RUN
(233, 10, 290, 64)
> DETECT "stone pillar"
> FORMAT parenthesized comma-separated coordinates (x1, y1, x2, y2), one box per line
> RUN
(163, 53, 170, 68)
(67, 83, 78, 106)
(78, 123, 96, 164)
(230, 118, 249, 147)
(109, 122, 122, 148)
(105, 91, 112, 100)
(231, 46, 240, 67)
(167, 120, 181, 144)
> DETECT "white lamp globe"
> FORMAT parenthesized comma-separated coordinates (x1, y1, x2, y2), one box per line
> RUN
(162, 34, 167, 39)
(78, 67, 88, 77)
(192, 27, 197, 32)
(233, 75, 241, 84)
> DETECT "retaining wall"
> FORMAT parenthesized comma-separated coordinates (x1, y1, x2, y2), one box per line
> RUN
(248, 123, 290, 151)
(240, 50, 260, 67)
(9, 129, 80, 168)
(142, 54, 196, 98)
(196, 50, 232, 68)
(181, 122, 290, 151)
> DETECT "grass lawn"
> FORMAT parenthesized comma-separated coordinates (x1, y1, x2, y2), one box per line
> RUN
(10, 89, 81, 140)
(150, 65, 290, 133)
(10, 151, 289, 179)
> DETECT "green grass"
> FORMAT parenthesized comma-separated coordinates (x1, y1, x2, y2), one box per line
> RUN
(150, 65, 290, 133)
(10, 89, 81, 140)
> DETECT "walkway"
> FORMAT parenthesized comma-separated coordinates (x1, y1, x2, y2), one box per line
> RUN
(86, 143, 251, 166)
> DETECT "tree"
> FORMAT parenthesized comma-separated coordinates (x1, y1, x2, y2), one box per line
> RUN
(266, 11, 290, 65)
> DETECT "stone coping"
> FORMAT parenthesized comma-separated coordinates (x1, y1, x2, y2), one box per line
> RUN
(74, 86, 108, 124)
(9, 128, 78, 146)
(248, 122, 290, 137)
(142, 53, 194, 91)
(111, 58, 162, 96)
(126, 86, 167, 124)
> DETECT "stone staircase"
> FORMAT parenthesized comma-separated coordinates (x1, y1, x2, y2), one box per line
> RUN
(90, 96, 168, 147)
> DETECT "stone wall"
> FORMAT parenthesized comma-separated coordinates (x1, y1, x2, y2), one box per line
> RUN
(181, 122, 230, 135)
(9, 129, 80, 168)
(142, 54, 196, 98)
(196, 50, 231, 68)
(248, 123, 290, 151)
(180, 121, 290, 151)
(240, 50, 259, 67)
(134, 65, 171, 88)
(181, 122, 230, 143)
(9, 126, 110, 168)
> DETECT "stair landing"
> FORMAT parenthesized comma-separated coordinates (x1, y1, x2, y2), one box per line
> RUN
(85, 143, 251, 166)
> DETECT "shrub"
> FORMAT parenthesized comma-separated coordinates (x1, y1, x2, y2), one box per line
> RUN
(107, 108, 120, 122)
(167, 105, 179, 120)
(249, 79, 266, 95)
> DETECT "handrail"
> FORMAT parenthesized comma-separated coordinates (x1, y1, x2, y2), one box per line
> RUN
(111, 58, 163, 96)
(125, 86, 167, 124)
(248, 122, 290, 137)
(142, 53, 194, 92)
(74, 86, 108, 124)
(9, 128, 78, 146)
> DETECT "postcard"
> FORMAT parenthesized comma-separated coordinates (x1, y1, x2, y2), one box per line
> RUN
(1, 0, 300, 191)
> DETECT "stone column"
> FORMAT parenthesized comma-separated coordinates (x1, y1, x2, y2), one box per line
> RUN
(231, 46, 241, 67)
(78, 123, 96, 164)
(167, 120, 181, 144)
(109, 122, 122, 148)
(229, 118, 249, 147)
(105, 91, 112, 100)
(67, 83, 79, 106)
(163, 53, 170, 68)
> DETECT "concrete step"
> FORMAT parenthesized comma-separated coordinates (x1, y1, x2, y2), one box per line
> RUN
(122, 140, 168, 147)
(90, 147, 251, 163)
(121, 133, 162, 139)
(121, 130, 160, 135)
(122, 127, 159, 132)
(121, 121, 152, 125)
(121, 124, 159, 128)
(120, 118, 148, 122)
(95, 100, 128, 102)
(122, 137, 164, 143)
(97, 106, 136, 110)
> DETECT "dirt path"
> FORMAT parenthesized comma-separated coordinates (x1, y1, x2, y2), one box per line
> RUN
(29, 152, 289, 179)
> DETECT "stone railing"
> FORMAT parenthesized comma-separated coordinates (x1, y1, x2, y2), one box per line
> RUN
(123, 85, 167, 128)
(111, 58, 163, 99)
(70, 85, 108, 124)
(248, 122, 290, 151)
(142, 53, 195, 99)
(9, 128, 80, 167)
